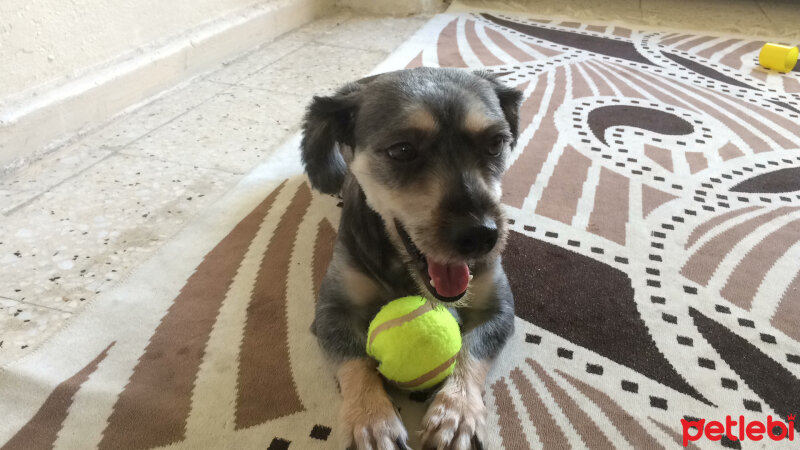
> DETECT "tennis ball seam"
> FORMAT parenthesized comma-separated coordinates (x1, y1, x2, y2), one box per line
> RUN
(367, 300, 432, 355)
(366, 296, 462, 390)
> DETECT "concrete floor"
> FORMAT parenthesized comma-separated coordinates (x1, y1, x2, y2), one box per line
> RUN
(1, 0, 799, 364)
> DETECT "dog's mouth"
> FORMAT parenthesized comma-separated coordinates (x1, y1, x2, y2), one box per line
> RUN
(395, 220, 472, 302)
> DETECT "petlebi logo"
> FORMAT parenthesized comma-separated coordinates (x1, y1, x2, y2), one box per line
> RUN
(681, 414, 796, 446)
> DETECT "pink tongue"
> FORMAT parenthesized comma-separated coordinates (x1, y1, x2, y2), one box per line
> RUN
(427, 259, 470, 298)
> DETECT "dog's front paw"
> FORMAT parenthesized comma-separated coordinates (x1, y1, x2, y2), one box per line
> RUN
(339, 391, 409, 450)
(420, 389, 487, 450)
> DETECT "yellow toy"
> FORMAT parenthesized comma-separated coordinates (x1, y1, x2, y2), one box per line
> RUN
(366, 296, 462, 390)
(759, 43, 798, 73)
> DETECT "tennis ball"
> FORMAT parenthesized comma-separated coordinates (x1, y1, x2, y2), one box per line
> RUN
(366, 296, 462, 390)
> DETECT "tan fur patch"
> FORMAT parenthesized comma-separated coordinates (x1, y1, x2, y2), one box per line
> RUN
(337, 359, 408, 449)
(464, 107, 493, 134)
(407, 107, 438, 132)
(456, 353, 491, 392)
(337, 359, 384, 400)
(420, 353, 491, 449)
(463, 90, 502, 135)
(341, 264, 382, 307)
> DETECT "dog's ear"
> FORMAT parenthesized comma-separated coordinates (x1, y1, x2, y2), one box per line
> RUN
(474, 71, 524, 148)
(300, 83, 362, 194)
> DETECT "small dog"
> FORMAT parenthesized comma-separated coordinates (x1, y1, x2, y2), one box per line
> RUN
(302, 67, 521, 450)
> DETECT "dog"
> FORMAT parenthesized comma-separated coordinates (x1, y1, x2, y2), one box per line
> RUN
(301, 67, 521, 450)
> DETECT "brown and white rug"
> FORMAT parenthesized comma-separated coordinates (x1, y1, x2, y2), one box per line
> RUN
(2, 8, 800, 450)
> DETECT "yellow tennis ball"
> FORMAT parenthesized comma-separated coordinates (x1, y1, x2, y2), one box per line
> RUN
(366, 296, 462, 391)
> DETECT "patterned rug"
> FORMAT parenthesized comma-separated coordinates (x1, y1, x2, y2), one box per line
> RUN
(2, 8, 800, 450)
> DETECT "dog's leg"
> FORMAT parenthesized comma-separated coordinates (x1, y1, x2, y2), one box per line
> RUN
(315, 252, 410, 449)
(421, 269, 514, 450)
(338, 359, 409, 450)
(419, 352, 490, 450)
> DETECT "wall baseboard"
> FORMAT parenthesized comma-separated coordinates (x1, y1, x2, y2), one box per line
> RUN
(336, 0, 448, 15)
(0, 0, 324, 174)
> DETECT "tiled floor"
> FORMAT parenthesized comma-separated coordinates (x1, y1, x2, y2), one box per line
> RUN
(0, 11, 428, 365)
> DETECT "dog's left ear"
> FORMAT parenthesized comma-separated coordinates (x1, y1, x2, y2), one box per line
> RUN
(300, 82, 363, 195)
(474, 71, 524, 147)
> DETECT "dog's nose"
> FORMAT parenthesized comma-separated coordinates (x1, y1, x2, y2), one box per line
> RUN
(449, 217, 498, 257)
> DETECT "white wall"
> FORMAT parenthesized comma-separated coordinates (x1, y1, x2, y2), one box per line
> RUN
(0, 0, 275, 101)
(0, 0, 325, 171)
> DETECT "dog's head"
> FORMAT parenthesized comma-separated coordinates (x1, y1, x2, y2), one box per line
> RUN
(301, 68, 522, 303)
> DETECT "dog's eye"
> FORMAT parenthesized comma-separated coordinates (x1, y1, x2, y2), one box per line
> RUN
(488, 135, 506, 156)
(386, 143, 418, 162)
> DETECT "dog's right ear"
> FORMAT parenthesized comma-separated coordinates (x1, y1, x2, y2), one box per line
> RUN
(301, 83, 362, 195)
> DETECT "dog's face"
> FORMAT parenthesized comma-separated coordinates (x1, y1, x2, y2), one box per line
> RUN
(302, 68, 522, 303)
